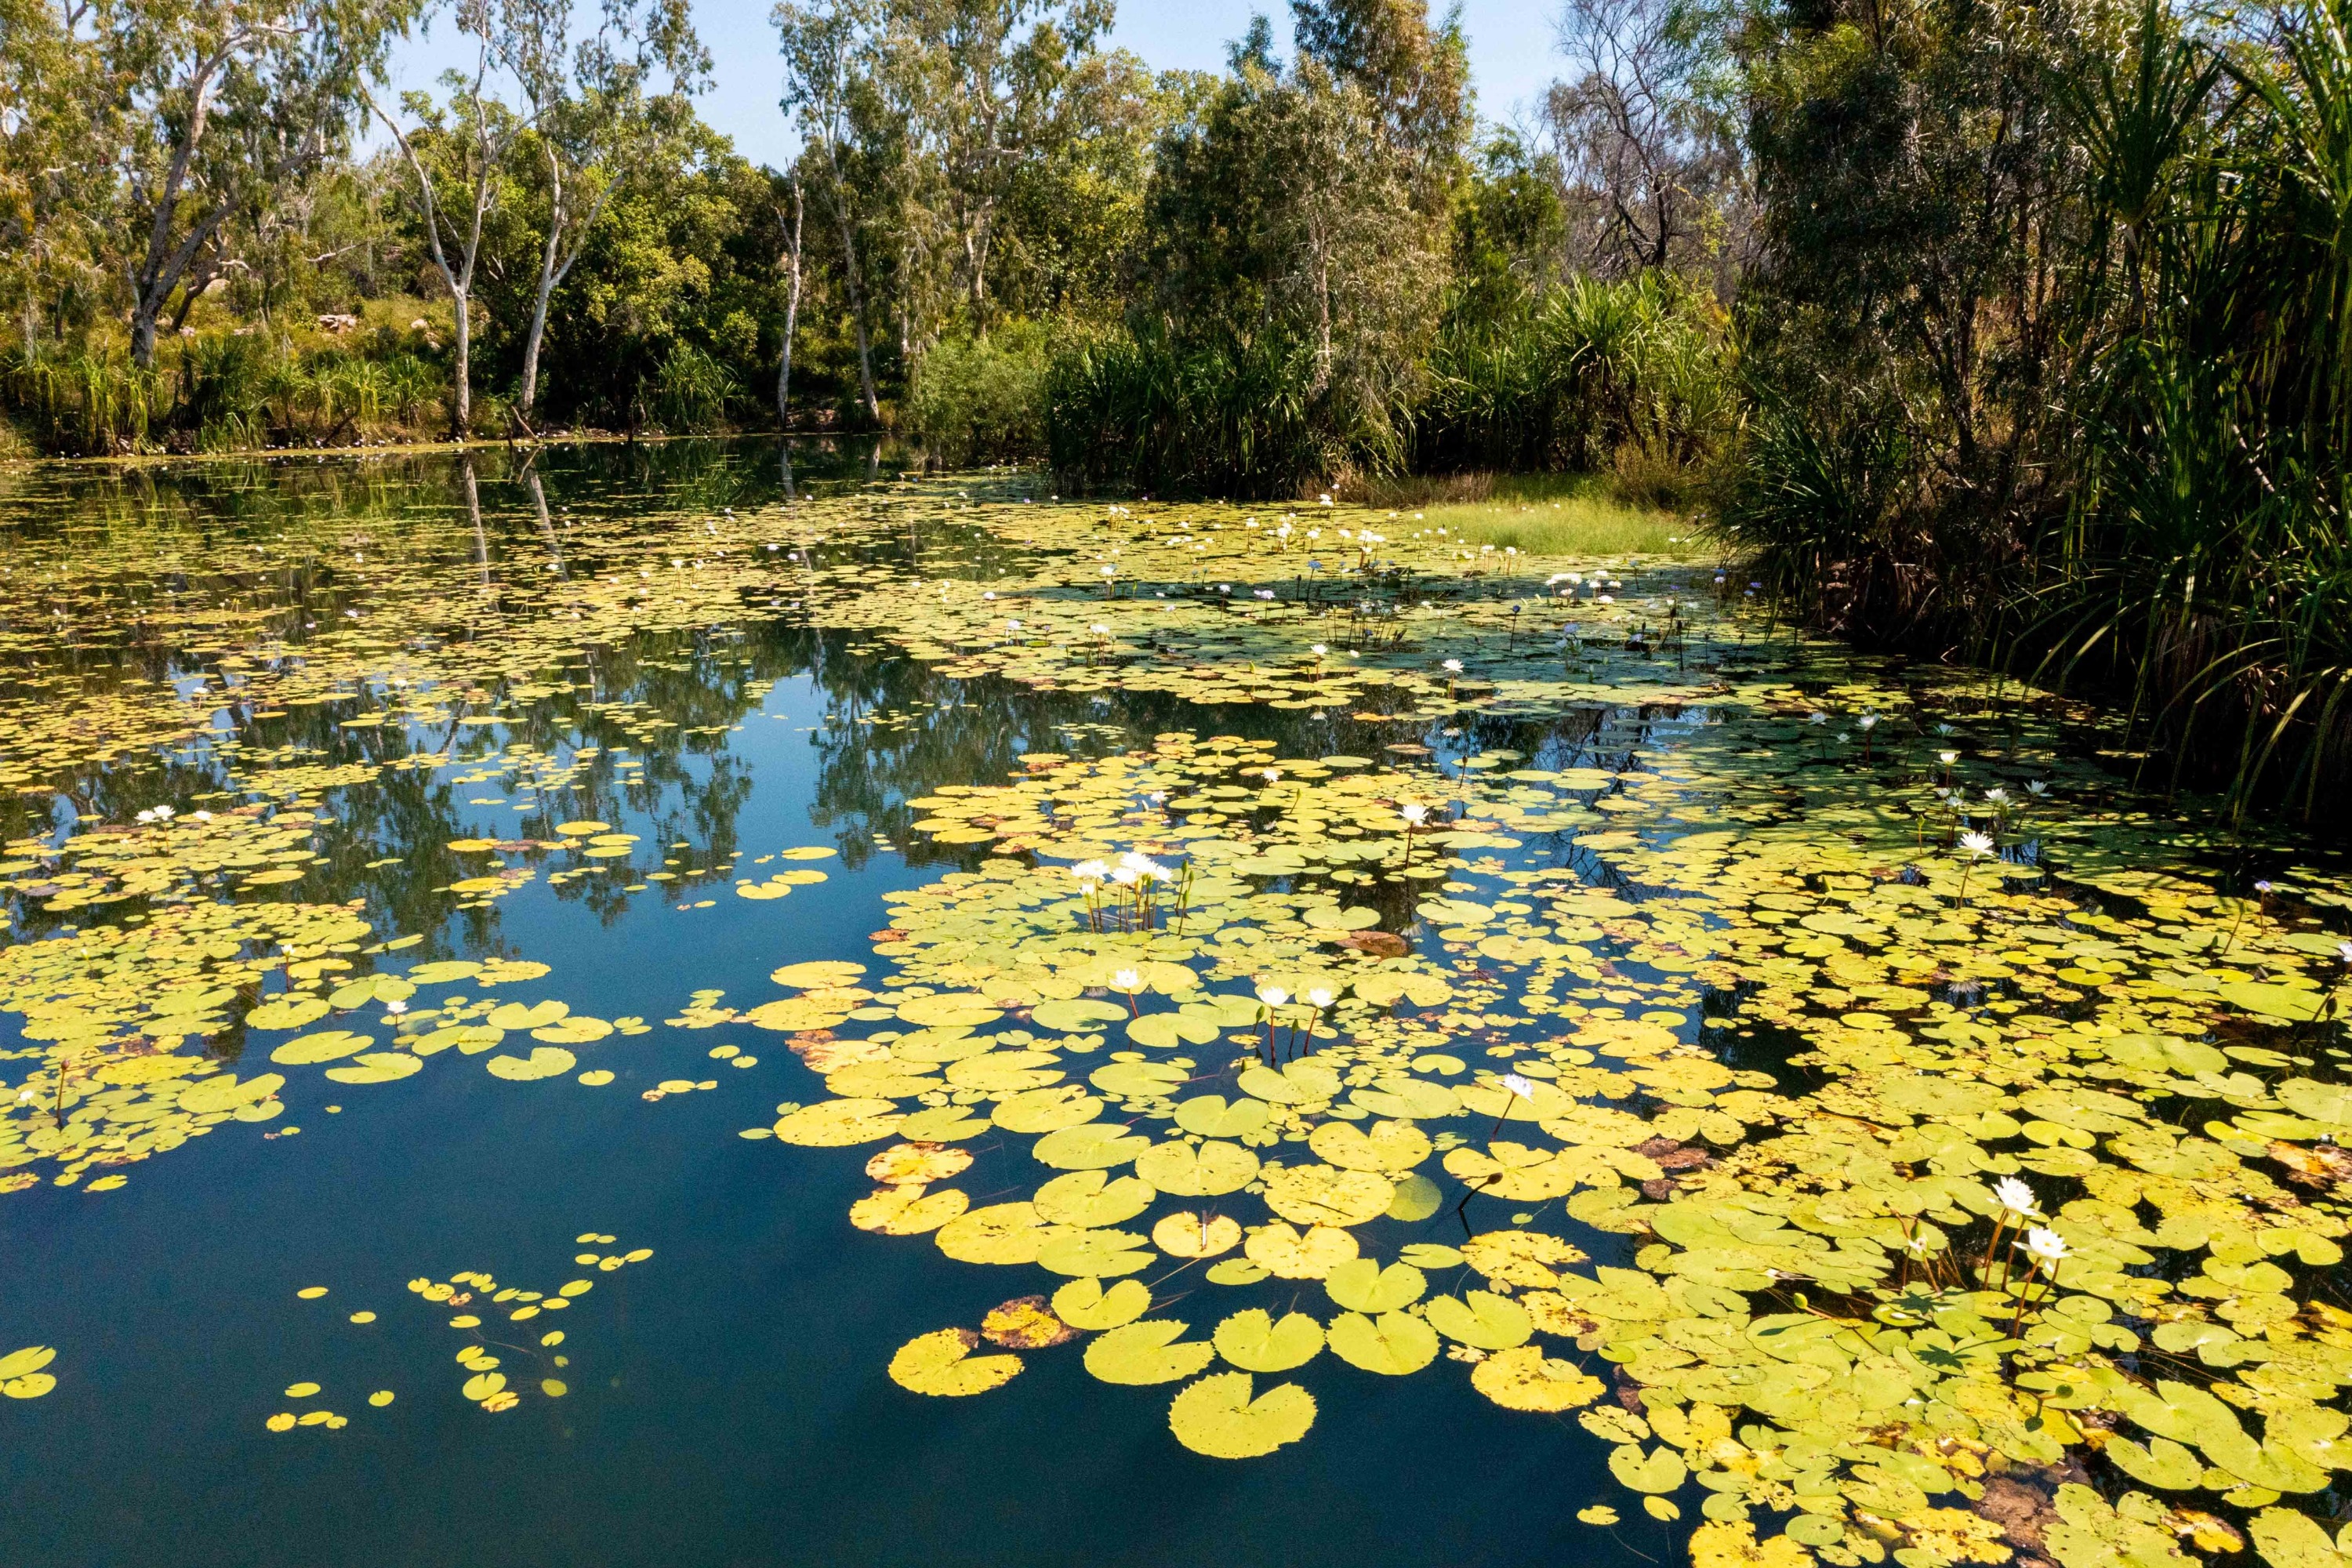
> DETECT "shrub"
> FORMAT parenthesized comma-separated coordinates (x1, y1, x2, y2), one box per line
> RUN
(906, 322, 1051, 464)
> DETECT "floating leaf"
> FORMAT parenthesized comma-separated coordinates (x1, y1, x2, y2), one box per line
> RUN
(1471, 1346, 1604, 1411)
(1323, 1258, 1427, 1313)
(485, 1047, 577, 1082)
(1214, 1309, 1323, 1373)
(1152, 1211, 1243, 1258)
(1134, 1139, 1259, 1196)
(1326, 1311, 1439, 1375)
(888, 1328, 1021, 1396)
(1083, 1320, 1215, 1385)
(1168, 1372, 1316, 1458)
(1051, 1276, 1152, 1330)
(982, 1296, 1076, 1349)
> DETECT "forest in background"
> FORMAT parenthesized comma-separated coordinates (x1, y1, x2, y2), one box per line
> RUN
(4, 0, 2352, 813)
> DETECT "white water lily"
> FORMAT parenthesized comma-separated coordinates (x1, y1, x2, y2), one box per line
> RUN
(2022, 1228, 2070, 1265)
(1993, 1178, 2038, 1219)
(1257, 985, 1288, 1007)
(1070, 860, 1109, 885)
(1399, 803, 1428, 826)
(1112, 968, 1140, 992)
(1939, 750, 1958, 764)
(1959, 831, 1995, 858)
(1500, 1073, 1536, 1100)
(1310, 644, 1326, 656)
(1443, 659, 1463, 673)
(1306, 987, 1333, 1008)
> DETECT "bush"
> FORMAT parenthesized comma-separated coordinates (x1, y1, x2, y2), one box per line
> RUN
(1047, 325, 1402, 499)
(906, 322, 1051, 464)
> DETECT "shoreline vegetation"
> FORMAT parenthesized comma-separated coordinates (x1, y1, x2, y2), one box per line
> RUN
(3, 0, 2348, 807)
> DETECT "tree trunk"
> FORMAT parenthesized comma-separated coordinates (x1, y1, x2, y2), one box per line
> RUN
(820, 140, 882, 426)
(451, 291, 473, 438)
(520, 143, 564, 420)
(778, 180, 804, 426)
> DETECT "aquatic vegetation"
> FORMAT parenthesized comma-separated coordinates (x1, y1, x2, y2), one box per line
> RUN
(262, 1232, 652, 1430)
(2, 452, 2350, 1568)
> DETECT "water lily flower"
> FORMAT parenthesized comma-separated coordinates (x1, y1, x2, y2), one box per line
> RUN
(1858, 713, 1878, 731)
(1993, 1178, 2038, 1218)
(2337, 942, 2352, 964)
(1306, 988, 1333, 1008)
(2022, 1228, 2070, 1265)
(1006, 619, 1022, 630)
(1257, 985, 1288, 1007)
(1110, 867, 1139, 887)
(1400, 803, 1428, 825)
(1443, 659, 1463, 673)
(1310, 644, 1326, 656)
(982, 590, 996, 600)
(1071, 861, 1109, 885)
(1939, 750, 1958, 765)
(1091, 623, 1109, 634)
(1261, 768, 1280, 785)
(1984, 787, 2008, 804)
(384, 1000, 408, 1015)
(1500, 1073, 1535, 1100)
(1809, 712, 1828, 725)
(191, 811, 212, 822)
(1112, 968, 1140, 992)
(2027, 780, 2047, 797)
(1959, 831, 1995, 858)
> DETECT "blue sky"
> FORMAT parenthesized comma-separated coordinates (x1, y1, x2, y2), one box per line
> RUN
(379, 0, 1569, 168)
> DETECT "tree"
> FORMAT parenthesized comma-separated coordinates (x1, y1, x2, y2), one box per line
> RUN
(70, 0, 418, 366)
(881, 0, 1112, 325)
(368, 40, 526, 436)
(1543, 0, 1747, 285)
(775, 171, 804, 423)
(776, 0, 884, 423)
(503, 0, 708, 423)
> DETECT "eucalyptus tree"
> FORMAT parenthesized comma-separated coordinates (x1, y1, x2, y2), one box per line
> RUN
(775, 0, 884, 423)
(882, 0, 1112, 327)
(504, 0, 710, 425)
(71, 0, 419, 367)
(368, 34, 526, 436)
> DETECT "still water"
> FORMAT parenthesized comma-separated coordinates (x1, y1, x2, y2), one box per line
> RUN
(1, 441, 2347, 1568)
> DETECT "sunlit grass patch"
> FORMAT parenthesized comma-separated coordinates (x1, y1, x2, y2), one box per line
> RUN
(1358, 474, 1696, 559)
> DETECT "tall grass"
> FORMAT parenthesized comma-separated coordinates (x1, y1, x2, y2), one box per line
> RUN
(1414, 274, 1735, 503)
(649, 344, 737, 434)
(1047, 325, 1403, 498)
(2036, 0, 2352, 818)
(1392, 474, 1690, 557)
(1, 334, 452, 456)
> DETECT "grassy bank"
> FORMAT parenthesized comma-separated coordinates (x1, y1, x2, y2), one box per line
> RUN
(1351, 472, 1692, 558)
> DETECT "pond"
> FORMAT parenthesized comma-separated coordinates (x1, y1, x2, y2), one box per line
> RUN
(2, 441, 2349, 1568)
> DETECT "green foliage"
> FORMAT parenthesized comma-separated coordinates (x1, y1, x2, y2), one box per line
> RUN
(1415, 274, 1733, 494)
(648, 343, 735, 434)
(1725, 0, 2352, 812)
(906, 323, 1050, 465)
(1047, 325, 1398, 498)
